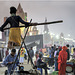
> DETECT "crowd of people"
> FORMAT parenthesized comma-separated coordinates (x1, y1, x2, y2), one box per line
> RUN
(34, 44, 75, 75)
(3, 43, 75, 75)
(0, 6, 75, 75)
(3, 47, 35, 75)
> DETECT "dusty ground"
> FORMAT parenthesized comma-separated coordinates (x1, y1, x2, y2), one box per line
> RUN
(0, 57, 74, 75)
(0, 59, 33, 75)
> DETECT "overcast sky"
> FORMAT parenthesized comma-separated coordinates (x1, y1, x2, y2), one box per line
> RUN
(0, 0, 75, 39)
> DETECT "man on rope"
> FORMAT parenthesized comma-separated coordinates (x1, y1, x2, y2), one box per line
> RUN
(0, 6, 63, 49)
(0, 6, 35, 49)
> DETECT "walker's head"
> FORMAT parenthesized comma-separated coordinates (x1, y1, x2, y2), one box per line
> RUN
(10, 6, 17, 14)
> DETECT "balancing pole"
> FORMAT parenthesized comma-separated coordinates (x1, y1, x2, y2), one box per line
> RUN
(3, 20, 63, 30)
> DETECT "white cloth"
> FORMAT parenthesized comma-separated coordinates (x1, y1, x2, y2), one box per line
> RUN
(54, 51, 57, 57)
(19, 57, 24, 63)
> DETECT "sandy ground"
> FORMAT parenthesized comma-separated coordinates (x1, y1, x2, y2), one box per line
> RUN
(0, 59, 33, 75)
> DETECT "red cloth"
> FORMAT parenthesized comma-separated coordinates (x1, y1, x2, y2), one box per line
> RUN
(58, 46, 67, 75)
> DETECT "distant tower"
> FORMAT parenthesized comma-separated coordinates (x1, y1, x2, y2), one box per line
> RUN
(16, 3, 25, 20)
(16, 3, 29, 37)
(60, 32, 64, 38)
(59, 32, 64, 46)
(43, 17, 49, 33)
(43, 17, 51, 45)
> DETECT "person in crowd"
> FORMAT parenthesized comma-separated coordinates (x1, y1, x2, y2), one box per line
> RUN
(66, 44, 70, 60)
(3, 49, 19, 75)
(0, 6, 37, 49)
(34, 51, 39, 65)
(56, 46, 62, 57)
(54, 44, 56, 52)
(54, 48, 58, 57)
(55, 46, 62, 71)
(24, 49, 28, 60)
(36, 53, 50, 75)
(54, 48, 58, 71)
(49, 47, 52, 58)
(72, 48, 75, 59)
(58, 46, 67, 75)
(35, 51, 39, 60)
(28, 47, 34, 64)
(5, 48, 9, 57)
(39, 49, 43, 57)
(51, 46, 55, 66)
(71, 45, 74, 55)
(51, 46, 54, 57)
(0, 51, 2, 61)
(19, 47, 26, 64)
(48, 47, 53, 67)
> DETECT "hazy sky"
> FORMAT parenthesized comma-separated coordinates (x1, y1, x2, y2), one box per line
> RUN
(0, 0, 75, 39)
